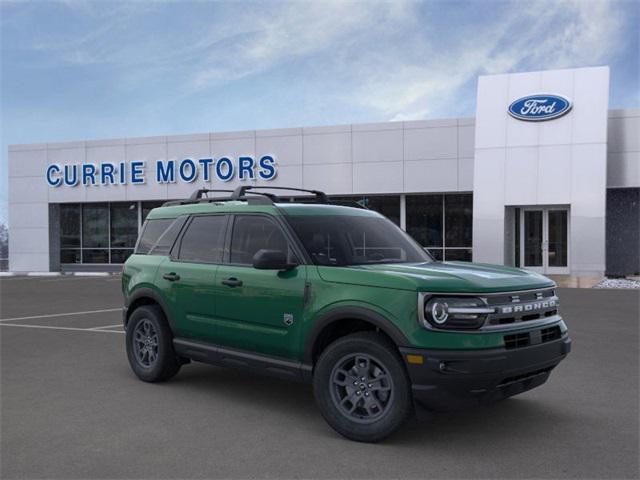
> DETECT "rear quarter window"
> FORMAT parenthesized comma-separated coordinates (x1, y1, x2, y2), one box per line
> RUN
(135, 217, 186, 255)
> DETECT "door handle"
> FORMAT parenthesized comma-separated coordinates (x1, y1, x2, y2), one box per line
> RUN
(162, 272, 181, 282)
(221, 277, 243, 287)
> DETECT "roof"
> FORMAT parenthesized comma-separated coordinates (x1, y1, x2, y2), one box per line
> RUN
(146, 201, 381, 221)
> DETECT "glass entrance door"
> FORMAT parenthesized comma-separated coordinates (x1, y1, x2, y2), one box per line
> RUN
(519, 208, 569, 274)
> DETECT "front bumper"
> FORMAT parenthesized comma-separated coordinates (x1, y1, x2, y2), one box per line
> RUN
(400, 334, 571, 412)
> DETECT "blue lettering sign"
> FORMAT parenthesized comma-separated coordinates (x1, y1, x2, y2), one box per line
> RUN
(215, 157, 234, 182)
(258, 156, 276, 180)
(179, 159, 197, 183)
(46, 164, 61, 187)
(130, 161, 145, 184)
(46, 155, 278, 187)
(156, 160, 175, 183)
(101, 163, 116, 185)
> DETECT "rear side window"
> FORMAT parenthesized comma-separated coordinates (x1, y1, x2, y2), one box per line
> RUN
(178, 215, 227, 263)
(230, 215, 290, 265)
(135, 216, 187, 255)
(135, 219, 174, 254)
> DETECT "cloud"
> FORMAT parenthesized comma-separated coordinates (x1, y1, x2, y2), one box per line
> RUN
(349, 0, 626, 121)
(2, 0, 632, 122)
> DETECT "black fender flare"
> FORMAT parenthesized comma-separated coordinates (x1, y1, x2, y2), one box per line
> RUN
(125, 287, 176, 334)
(303, 306, 409, 365)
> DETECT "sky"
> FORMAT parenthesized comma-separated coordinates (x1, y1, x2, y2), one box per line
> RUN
(1, 0, 638, 225)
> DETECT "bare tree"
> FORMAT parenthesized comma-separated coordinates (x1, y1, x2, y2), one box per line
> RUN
(0, 222, 8, 260)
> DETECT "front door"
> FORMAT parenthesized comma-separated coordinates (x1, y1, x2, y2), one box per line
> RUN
(519, 208, 569, 274)
(213, 214, 307, 359)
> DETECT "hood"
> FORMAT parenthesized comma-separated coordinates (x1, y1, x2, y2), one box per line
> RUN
(316, 261, 554, 293)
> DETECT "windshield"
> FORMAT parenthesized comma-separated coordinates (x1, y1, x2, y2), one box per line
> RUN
(286, 215, 432, 266)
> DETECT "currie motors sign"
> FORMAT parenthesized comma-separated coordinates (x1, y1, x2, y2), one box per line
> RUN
(508, 94, 572, 121)
(45, 155, 277, 187)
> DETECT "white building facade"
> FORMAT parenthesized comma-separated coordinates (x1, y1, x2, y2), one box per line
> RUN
(8, 66, 640, 277)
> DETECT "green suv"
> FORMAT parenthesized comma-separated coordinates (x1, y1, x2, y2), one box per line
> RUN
(122, 186, 571, 442)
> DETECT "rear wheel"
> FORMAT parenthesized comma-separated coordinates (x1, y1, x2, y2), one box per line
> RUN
(313, 332, 412, 442)
(126, 305, 181, 382)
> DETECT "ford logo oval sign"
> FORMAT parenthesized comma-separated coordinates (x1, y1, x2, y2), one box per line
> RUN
(508, 94, 572, 121)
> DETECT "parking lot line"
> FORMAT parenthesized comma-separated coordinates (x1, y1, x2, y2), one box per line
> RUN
(89, 324, 124, 330)
(0, 308, 121, 323)
(0, 323, 124, 333)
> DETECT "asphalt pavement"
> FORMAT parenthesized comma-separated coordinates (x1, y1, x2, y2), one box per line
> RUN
(1, 276, 638, 479)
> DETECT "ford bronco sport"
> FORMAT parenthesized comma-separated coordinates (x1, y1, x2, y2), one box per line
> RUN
(122, 186, 571, 442)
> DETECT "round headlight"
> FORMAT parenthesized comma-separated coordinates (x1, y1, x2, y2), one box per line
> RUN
(429, 300, 449, 324)
(423, 296, 493, 329)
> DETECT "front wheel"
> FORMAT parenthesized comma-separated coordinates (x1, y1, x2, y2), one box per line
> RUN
(125, 305, 181, 382)
(313, 332, 413, 442)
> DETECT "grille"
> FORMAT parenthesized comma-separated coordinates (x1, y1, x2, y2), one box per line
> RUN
(485, 288, 558, 326)
(504, 326, 562, 350)
(498, 367, 554, 387)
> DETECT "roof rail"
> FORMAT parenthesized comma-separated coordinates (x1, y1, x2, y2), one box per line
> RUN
(162, 186, 370, 209)
(231, 186, 329, 203)
(162, 188, 278, 207)
(188, 189, 234, 201)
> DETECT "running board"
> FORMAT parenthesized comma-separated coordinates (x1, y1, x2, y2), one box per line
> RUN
(173, 338, 312, 383)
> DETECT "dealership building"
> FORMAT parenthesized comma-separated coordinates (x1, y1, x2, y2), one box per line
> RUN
(7, 66, 640, 278)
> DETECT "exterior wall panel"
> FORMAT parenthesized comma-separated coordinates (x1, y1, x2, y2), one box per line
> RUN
(5, 66, 637, 275)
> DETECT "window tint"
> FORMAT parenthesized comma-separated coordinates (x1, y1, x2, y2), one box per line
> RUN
(82, 203, 109, 248)
(287, 215, 430, 266)
(150, 216, 187, 256)
(136, 219, 174, 254)
(330, 195, 401, 226)
(230, 216, 289, 265)
(444, 194, 473, 247)
(110, 203, 138, 248)
(406, 195, 443, 247)
(178, 215, 227, 263)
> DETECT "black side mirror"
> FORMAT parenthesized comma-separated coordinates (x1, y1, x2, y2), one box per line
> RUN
(252, 249, 296, 271)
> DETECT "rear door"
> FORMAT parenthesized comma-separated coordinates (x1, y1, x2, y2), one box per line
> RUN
(158, 214, 228, 342)
(213, 214, 307, 359)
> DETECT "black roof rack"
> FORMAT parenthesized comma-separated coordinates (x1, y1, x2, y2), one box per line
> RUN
(231, 186, 329, 203)
(162, 186, 368, 209)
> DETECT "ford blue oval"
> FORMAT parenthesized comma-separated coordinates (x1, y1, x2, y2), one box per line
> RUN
(508, 94, 572, 121)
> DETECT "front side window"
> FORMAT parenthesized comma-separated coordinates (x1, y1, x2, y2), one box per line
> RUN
(286, 215, 431, 266)
(178, 215, 227, 263)
(230, 216, 290, 265)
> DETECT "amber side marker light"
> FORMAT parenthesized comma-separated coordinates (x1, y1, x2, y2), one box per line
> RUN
(406, 354, 424, 365)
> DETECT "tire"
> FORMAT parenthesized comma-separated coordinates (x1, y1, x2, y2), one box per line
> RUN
(313, 331, 413, 442)
(125, 305, 181, 382)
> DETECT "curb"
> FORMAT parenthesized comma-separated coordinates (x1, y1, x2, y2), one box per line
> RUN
(1, 272, 119, 277)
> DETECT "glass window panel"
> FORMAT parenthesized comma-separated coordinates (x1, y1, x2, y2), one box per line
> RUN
(427, 248, 443, 261)
(514, 208, 520, 267)
(142, 201, 165, 222)
(149, 216, 188, 256)
(82, 249, 109, 263)
(444, 248, 472, 262)
(110, 203, 138, 248)
(406, 195, 443, 247)
(331, 196, 401, 226)
(444, 194, 473, 247)
(60, 204, 81, 248)
(135, 218, 174, 254)
(60, 249, 81, 263)
(110, 249, 134, 264)
(82, 204, 109, 248)
(179, 215, 227, 263)
(524, 210, 543, 267)
(230, 215, 289, 265)
(287, 215, 430, 266)
(548, 210, 568, 267)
